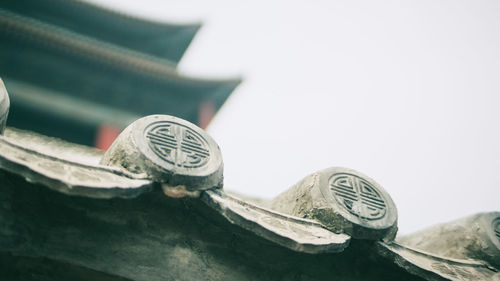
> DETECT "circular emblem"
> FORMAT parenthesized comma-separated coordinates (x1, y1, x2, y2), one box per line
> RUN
(101, 115, 223, 191)
(144, 121, 211, 169)
(329, 173, 387, 220)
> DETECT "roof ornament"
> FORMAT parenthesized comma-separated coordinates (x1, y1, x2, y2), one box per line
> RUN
(268, 167, 398, 240)
(0, 81, 498, 279)
(100, 115, 224, 197)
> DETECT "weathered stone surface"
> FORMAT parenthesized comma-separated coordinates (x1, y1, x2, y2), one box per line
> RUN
(203, 189, 350, 254)
(101, 115, 223, 195)
(376, 242, 499, 281)
(4, 127, 103, 166)
(267, 167, 398, 240)
(397, 212, 500, 269)
(0, 169, 425, 281)
(0, 129, 152, 199)
(0, 82, 497, 279)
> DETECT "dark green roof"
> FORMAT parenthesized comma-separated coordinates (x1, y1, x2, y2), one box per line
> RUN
(0, 0, 200, 63)
(0, 8, 241, 147)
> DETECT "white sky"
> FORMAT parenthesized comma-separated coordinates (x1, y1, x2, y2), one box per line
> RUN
(91, 0, 499, 235)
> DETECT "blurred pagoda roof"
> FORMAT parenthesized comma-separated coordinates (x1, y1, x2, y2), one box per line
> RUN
(0, 0, 241, 149)
(1, 0, 200, 63)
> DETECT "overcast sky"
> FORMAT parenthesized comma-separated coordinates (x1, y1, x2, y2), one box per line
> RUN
(91, 0, 499, 235)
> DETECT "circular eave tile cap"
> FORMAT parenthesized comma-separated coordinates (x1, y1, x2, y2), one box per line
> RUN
(318, 167, 398, 233)
(131, 115, 223, 188)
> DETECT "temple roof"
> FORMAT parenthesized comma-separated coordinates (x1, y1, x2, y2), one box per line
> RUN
(0, 4, 240, 148)
(1, 0, 200, 62)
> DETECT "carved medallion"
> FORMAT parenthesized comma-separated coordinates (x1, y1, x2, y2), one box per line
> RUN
(329, 173, 387, 220)
(101, 115, 224, 191)
(145, 121, 210, 169)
